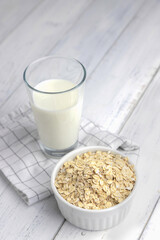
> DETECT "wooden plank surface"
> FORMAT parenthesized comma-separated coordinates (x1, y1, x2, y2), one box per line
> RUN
(0, 0, 93, 109)
(0, 170, 64, 240)
(112, 70, 160, 240)
(139, 197, 160, 240)
(0, 0, 144, 117)
(0, 1, 93, 239)
(0, 0, 145, 237)
(52, 0, 160, 238)
(83, 0, 160, 132)
(4, 0, 160, 135)
(0, 0, 160, 239)
(54, 37, 160, 240)
(0, 0, 42, 43)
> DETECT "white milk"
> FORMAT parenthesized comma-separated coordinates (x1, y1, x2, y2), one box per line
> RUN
(32, 79, 82, 150)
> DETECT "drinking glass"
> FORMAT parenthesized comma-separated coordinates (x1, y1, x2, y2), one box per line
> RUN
(23, 56, 86, 156)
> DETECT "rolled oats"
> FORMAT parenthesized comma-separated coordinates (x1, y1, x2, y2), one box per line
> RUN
(55, 151, 136, 210)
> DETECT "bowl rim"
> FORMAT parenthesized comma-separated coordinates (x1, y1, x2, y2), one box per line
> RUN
(51, 146, 137, 213)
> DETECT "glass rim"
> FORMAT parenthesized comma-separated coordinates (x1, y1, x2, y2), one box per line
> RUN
(23, 56, 86, 94)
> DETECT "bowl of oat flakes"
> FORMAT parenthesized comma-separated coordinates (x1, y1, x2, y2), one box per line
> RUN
(51, 146, 137, 230)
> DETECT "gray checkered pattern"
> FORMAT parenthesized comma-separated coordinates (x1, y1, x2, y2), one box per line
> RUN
(0, 105, 139, 205)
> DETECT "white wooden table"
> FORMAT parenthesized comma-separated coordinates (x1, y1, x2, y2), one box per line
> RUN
(1, 0, 160, 239)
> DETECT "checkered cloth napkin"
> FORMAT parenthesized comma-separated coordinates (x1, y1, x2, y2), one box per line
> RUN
(0, 105, 139, 205)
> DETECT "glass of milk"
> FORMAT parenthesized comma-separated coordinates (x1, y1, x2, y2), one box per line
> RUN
(23, 56, 86, 156)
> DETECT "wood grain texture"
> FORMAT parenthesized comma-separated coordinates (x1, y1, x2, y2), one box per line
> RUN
(0, 1, 93, 239)
(54, 45, 160, 240)
(0, 0, 145, 238)
(1, 0, 160, 239)
(50, 0, 145, 75)
(0, 187, 64, 240)
(0, 0, 43, 43)
(108, 69, 160, 240)
(0, 0, 93, 109)
(0, 0, 144, 117)
(139, 197, 160, 240)
(83, 0, 160, 132)
(53, 0, 160, 239)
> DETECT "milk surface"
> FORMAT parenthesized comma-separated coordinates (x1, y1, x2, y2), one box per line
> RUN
(32, 79, 82, 150)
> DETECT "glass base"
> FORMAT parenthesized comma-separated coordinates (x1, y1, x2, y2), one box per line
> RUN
(40, 141, 78, 157)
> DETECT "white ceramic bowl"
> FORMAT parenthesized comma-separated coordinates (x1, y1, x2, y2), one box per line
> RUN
(51, 146, 137, 231)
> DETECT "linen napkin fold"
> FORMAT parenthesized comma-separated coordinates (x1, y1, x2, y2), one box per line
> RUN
(0, 105, 139, 205)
